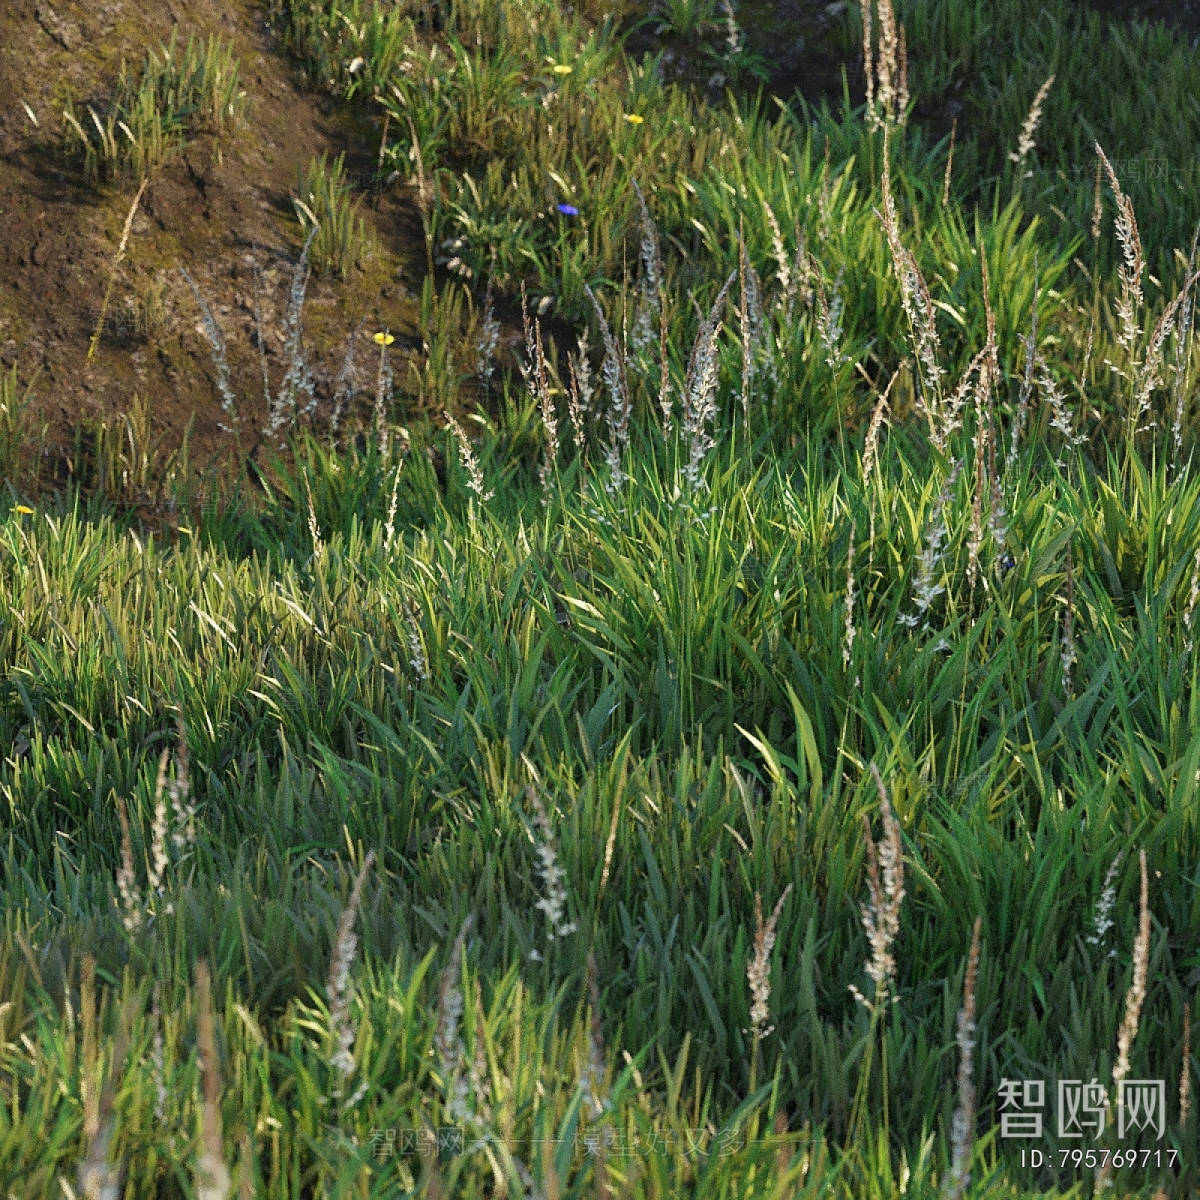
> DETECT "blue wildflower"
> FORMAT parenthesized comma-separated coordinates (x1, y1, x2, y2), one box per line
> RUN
(556, 204, 579, 216)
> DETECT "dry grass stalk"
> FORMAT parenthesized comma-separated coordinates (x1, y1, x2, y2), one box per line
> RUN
(195, 960, 231, 1200)
(877, 128, 945, 445)
(435, 914, 477, 1130)
(445, 412, 494, 502)
(535, 317, 559, 500)
(326, 849, 376, 1098)
(942, 118, 956, 208)
(1181, 1000, 1191, 1131)
(1095, 144, 1144, 355)
(304, 468, 322, 559)
(1096, 849, 1151, 1194)
(523, 766, 578, 947)
(115, 794, 142, 933)
(1009, 75, 1055, 177)
(584, 284, 632, 492)
(77, 955, 127, 1200)
(1061, 542, 1076, 696)
(580, 952, 609, 1119)
(861, 0, 906, 130)
(1132, 268, 1200, 436)
(681, 270, 737, 491)
(659, 288, 671, 438)
(89, 176, 149, 363)
(748, 886, 793, 1046)
(843, 520, 857, 670)
(943, 916, 982, 1200)
(849, 765, 904, 1012)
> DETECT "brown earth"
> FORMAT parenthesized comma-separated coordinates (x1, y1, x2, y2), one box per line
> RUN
(0, 0, 434, 514)
(2, 0, 1198, 522)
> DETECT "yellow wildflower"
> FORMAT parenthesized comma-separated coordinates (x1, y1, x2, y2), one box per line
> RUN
(623, 113, 644, 125)
(12, 505, 34, 515)
(552, 64, 573, 75)
(374, 331, 395, 346)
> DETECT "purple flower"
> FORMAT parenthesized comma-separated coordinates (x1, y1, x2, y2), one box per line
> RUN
(556, 204, 579, 216)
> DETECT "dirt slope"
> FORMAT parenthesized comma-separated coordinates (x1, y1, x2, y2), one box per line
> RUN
(0, 0, 424, 504)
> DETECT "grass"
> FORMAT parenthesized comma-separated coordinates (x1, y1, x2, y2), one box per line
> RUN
(295, 152, 373, 279)
(4, 0, 1200, 1194)
(61, 30, 246, 185)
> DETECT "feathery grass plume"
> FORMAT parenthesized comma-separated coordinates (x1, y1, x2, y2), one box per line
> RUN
(195, 960, 231, 1200)
(721, 0, 742, 56)
(968, 407, 985, 592)
(435, 914, 477, 1129)
(681, 270, 737, 492)
(521, 759, 578, 948)
(875, 0, 897, 127)
(877, 128, 946, 445)
(1096, 850, 1151, 1194)
(859, 0, 874, 129)
(1007, 254, 1040, 474)
(747, 885, 792, 1091)
(763, 200, 790, 303)
(326, 849, 376, 1099)
(659, 288, 672, 437)
(329, 319, 363, 440)
(584, 284, 632, 493)
(474, 269, 500, 390)
(1008, 75, 1055, 178)
(89, 177, 149, 364)
(905, 461, 960, 631)
(373, 328, 394, 457)
(77, 956, 121, 1200)
(736, 218, 764, 425)
(942, 118, 956, 207)
(535, 317, 559, 500)
(1181, 1000, 1192, 1131)
(630, 179, 662, 362)
(1091, 155, 1104, 241)
(169, 709, 196, 851)
(1170, 235, 1198, 471)
(1132, 268, 1200, 438)
(146, 747, 171, 901)
(445, 412, 494, 502)
(304, 468, 322, 559)
(814, 264, 846, 370)
(849, 765, 905, 1012)
(519, 280, 538, 395)
(114, 794, 142, 933)
(1087, 852, 1123, 959)
(1061, 542, 1076, 695)
(1184, 549, 1200, 655)
(943, 916, 982, 1200)
(269, 224, 319, 447)
(1114, 850, 1151, 1088)
(580, 952, 609, 1118)
(567, 349, 588, 468)
(402, 593, 429, 682)
(180, 266, 238, 432)
(843, 520, 857, 670)
(384, 453, 404, 550)
(1095, 144, 1144, 356)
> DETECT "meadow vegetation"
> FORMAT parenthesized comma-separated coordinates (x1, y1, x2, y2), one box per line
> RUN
(1, 0, 1200, 1196)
